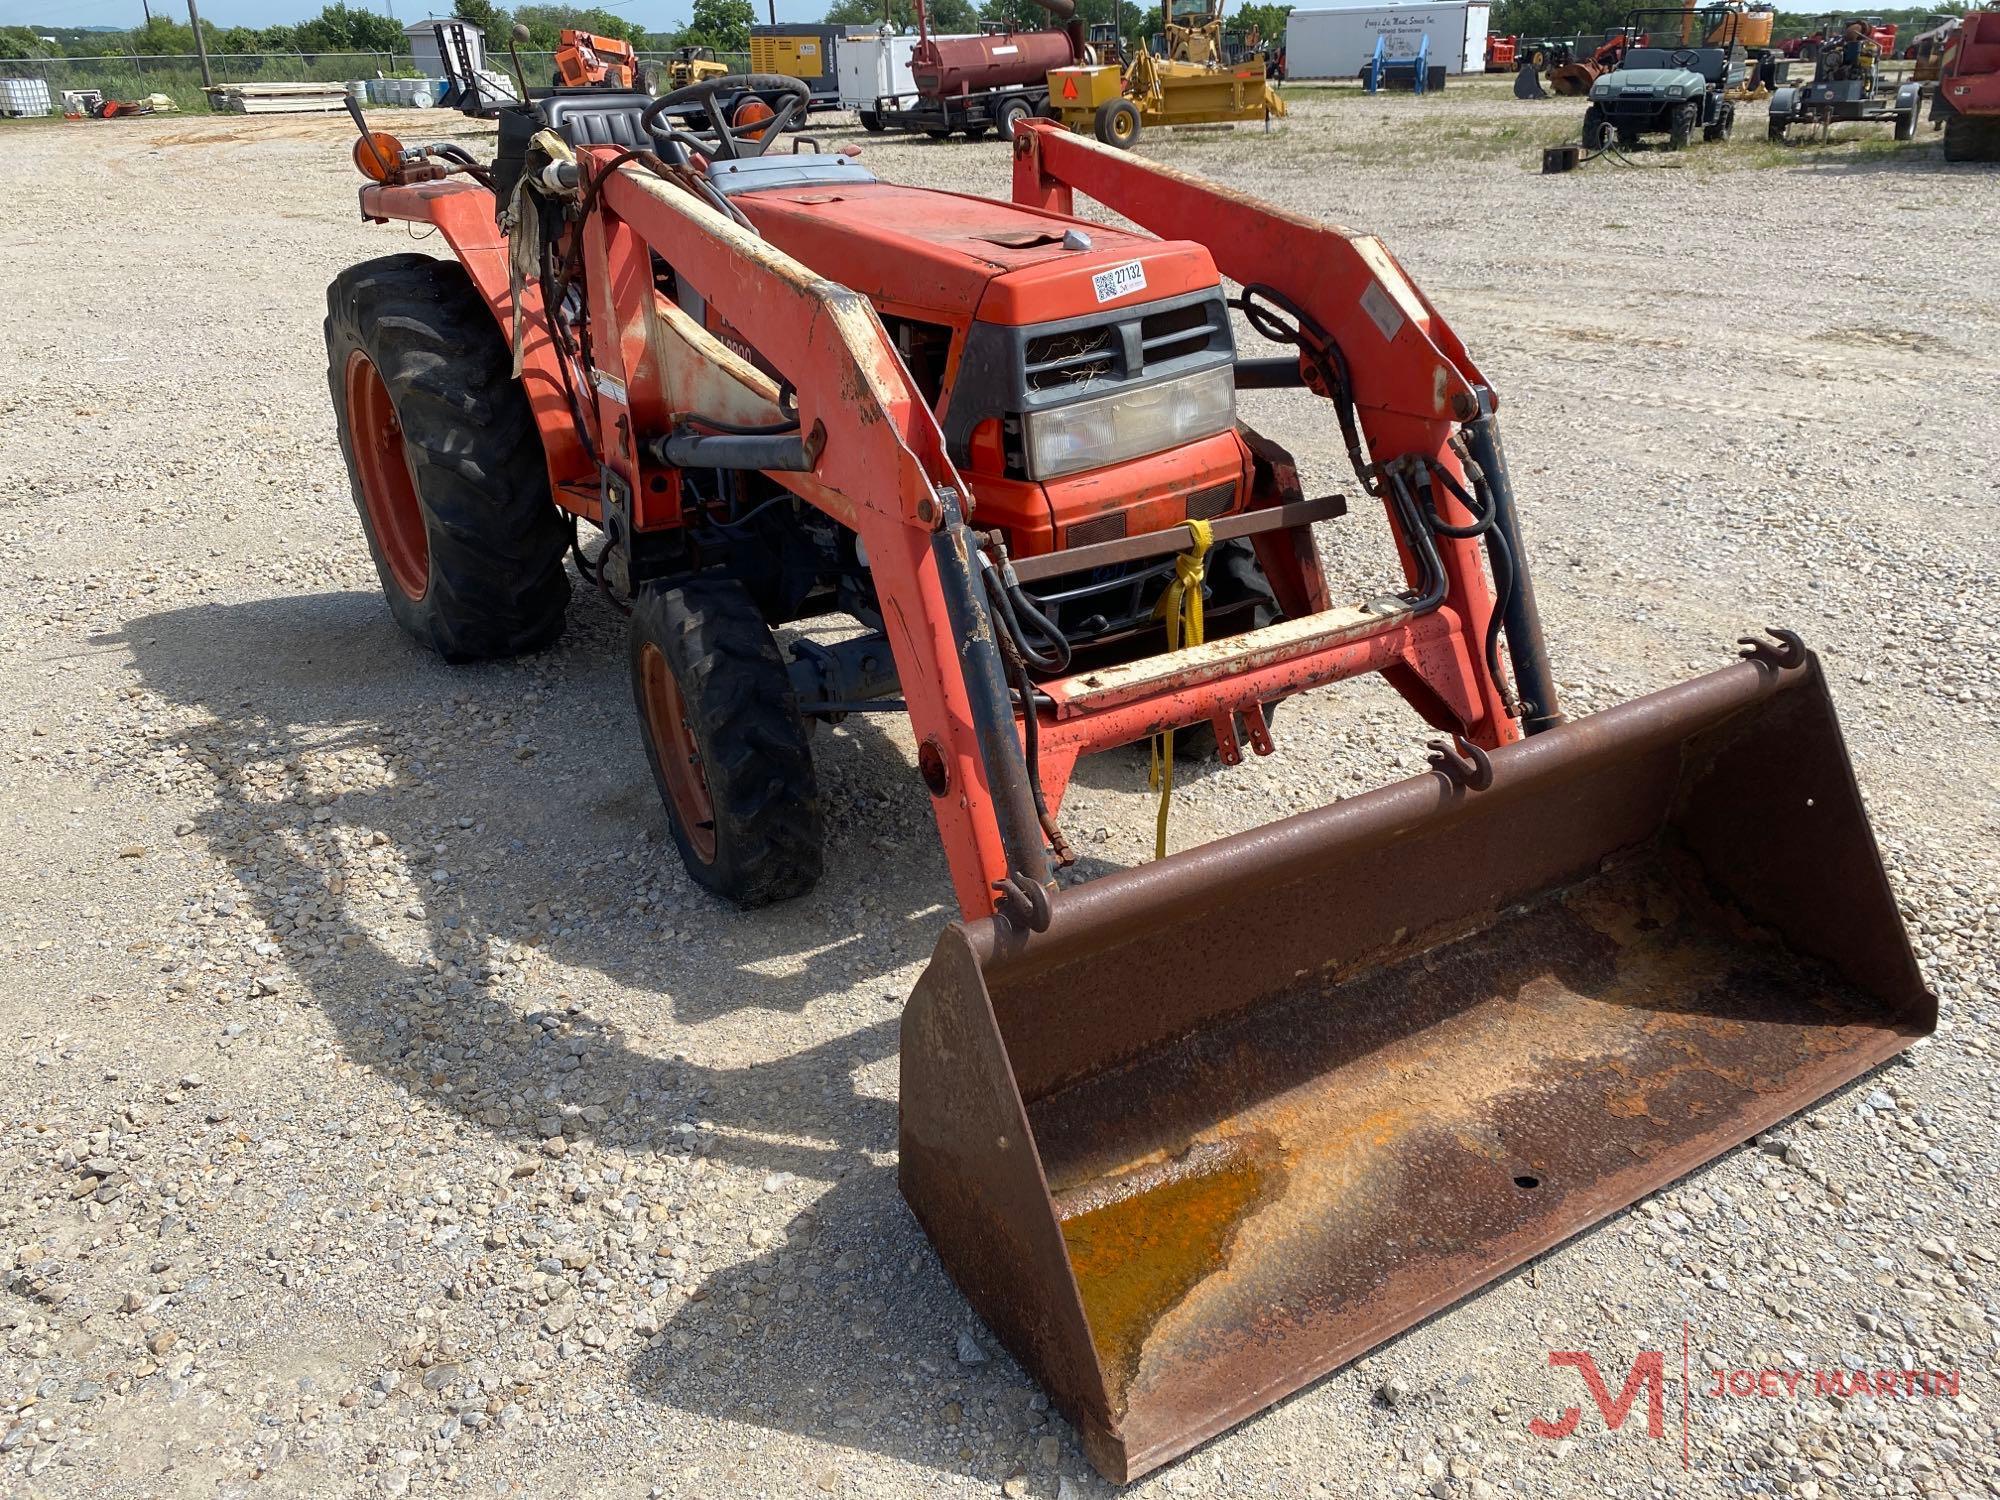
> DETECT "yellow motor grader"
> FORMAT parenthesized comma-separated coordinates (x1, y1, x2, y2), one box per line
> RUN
(1048, 0, 1285, 147)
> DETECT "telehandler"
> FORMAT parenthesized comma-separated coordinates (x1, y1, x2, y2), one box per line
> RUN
(325, 74, 1931, 1482)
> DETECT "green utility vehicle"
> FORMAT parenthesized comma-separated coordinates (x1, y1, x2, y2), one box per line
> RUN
(1583, 5, 1747, 148)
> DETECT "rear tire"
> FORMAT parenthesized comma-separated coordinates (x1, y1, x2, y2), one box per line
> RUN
(859, 108, 884, 132)
(324, 254, 570, 662)
(997, 96, 1032, 138)
(1893, 103, 1916, 141)
(1939, 110, 1998, 159)
(1768, 112, 1788, 141)
(628, 577, 822, 907)
(1094, 97, 1142, 148)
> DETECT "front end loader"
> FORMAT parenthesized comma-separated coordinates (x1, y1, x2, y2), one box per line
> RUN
(325, 79, 1932, 1483)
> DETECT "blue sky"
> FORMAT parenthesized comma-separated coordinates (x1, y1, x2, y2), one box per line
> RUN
(2, 0, 837, 31)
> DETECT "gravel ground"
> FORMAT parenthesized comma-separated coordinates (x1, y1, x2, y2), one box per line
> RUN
(0, 84, 1995, 1500)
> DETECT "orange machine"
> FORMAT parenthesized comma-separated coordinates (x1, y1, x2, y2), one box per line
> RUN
(1934, 7, 2000, 159)
(553, 29, 637, 89)
(325, 76, 1930, 1485)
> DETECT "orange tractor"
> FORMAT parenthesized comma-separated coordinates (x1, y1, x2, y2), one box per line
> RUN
(326, 75, 1931, 1483)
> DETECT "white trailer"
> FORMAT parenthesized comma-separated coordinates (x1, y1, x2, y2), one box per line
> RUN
(1286, 1, 1490, 78)
(407, 18, 483, 78)
(835, 30, 979, 111)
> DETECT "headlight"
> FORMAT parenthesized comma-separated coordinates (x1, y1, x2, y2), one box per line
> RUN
(1023, 365, 1236, 480)
(1591, 83, 1610, 98)
(1665, 83, 1687, 96)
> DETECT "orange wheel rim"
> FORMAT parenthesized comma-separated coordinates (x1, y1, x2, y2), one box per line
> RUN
(343, 351, 429, 600)
(639, 641, 717, 862)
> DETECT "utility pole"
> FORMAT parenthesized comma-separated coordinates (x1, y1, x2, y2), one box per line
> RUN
(187, 0, 213, 88)
(141, 0, 152, 24)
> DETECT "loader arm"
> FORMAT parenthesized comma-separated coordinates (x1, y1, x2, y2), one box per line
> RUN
(589, 162, 1057, 923)
(358, 163, 1057, 923)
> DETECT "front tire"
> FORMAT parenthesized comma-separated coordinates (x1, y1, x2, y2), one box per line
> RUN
(1583, 104, 1612, 149)
(629, 577, 822, 907)
(324, 254, 570, 662)
(1668, 103, 1695, 149)
(1094, 97, 1142, 148)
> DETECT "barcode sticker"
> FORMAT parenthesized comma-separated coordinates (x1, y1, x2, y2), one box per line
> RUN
(1091, 260, 1148, 304)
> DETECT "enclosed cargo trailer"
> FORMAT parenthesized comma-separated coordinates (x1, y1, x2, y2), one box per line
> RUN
(1286, 0, 1490, 78)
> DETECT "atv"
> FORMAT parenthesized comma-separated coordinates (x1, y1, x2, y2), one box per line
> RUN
(1584, 4, 1746, 148)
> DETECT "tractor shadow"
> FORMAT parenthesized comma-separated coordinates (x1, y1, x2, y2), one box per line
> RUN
(106, 582, 960, 1184)
(106, 583, 1143, 1484)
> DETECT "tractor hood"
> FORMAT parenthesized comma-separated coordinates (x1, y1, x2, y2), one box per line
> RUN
(1591, 66, 1705, 100)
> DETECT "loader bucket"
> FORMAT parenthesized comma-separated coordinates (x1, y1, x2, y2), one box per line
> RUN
(900, 648, 1931, 1483)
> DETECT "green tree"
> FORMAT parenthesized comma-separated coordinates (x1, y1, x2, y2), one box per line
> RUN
(0, 26, 54, 59)
(1233, 2, 1291, 46)
(825, 0, 981, 31)
(685, 0, 754, 50)
(125, 15, 198, 54)
(1489, 0, 1630, 39)
(515, 5, 648, 48)
(293, 4, 405, 52)
(453, 0, 517, 40)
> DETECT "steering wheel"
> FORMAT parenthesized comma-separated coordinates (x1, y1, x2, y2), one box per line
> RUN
(641, 74, 812, 162)
(1669, 48, 1699, 67)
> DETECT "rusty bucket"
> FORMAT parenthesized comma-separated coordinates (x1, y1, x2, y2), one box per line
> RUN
(900, 646, 1932, 1483)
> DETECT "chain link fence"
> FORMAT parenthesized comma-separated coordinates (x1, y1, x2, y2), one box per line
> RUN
(3, 50, 754, 115)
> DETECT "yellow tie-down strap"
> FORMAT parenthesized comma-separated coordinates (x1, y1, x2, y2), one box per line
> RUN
(1148, 518, 1214, 860)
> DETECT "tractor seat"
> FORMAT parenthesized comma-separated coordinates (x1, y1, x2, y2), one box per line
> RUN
(541, 90, 654, 149)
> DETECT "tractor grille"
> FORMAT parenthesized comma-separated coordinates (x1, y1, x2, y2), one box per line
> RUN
(1065, 511, 1129, 547)
(1025, 327, 1118, 392)
(1187, 481, 1236, 521)
(1060, 482, 1237, 550)
(1140, 303, 1215, 365)
(1016, 290, 1232, 401)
